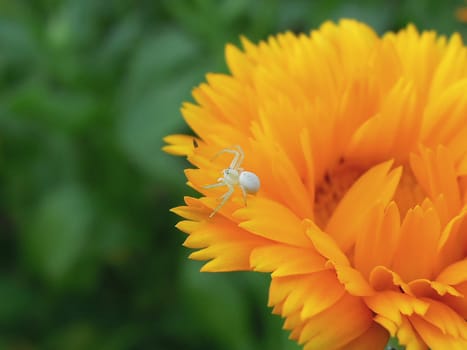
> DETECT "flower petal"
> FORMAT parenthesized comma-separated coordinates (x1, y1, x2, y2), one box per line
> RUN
(409, 279, 463, 298)
(411, 314, 467, 350)
(439, 282, 467, 319)
(396, 316, 428, 350)
(369, 265, 410, 293)
(175, 198, 269, 271)
(423, 78, 467, 147)
(346, 78, 420, 164)
(409, 146, 462, 223)
(437, 258, 467, 286)
(162, 134, 198, 156)
(338, 323, 389, 350)
(250, 244, 326, 276)
(268, 270, 344, 318)
(299, 293, 373, 350)
(331, 263, 374, 296)
(416, 299, 467, 340)
(325, 160, 402, 252)
(435, 207, 467, 273)
(364, 291, 430, 331)
(225, 42, 255, 83)
(303, 219, 350, 266)
(391, 204, 441, 281)
(247, 129, 314, 218)
(354, 201, 401, 278)
(234, 197, 312, 247)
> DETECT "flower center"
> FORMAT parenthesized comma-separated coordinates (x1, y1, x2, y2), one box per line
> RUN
(313, 165, 363, 229)
(313, 163, 425, 229)
(392, 167, 425, 216)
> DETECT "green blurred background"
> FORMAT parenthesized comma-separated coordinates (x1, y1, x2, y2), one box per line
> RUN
(0, 1, 465, 349)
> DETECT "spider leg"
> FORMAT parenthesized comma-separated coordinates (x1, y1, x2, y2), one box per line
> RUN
(211, 147, 244, 169)
(211, 149, 238, 164)
(203, 181, 226, 189)
(240, 185, 248, 206)
(209, 183, 234, 217)
(233, 145, 244, 169)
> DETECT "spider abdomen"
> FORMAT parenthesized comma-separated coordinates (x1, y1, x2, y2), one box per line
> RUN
(239, 171, 260, 194)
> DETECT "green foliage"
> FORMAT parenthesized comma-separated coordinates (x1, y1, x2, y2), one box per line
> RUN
(386, 337, 406, 350)
(0, 0, 464, 349)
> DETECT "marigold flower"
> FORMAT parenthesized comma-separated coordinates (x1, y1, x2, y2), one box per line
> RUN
(457, 3, 467, 22)
(164, 19, 467, 349)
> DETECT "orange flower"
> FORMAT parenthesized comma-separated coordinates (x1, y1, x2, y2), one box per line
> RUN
(457, 3, 467, 22)
(164, 19, 467, 349)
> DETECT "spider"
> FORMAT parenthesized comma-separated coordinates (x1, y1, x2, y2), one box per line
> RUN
(203, 145, 260, 217)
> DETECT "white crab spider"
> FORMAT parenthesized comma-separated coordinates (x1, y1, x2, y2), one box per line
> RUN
(203, 145, 260, 217)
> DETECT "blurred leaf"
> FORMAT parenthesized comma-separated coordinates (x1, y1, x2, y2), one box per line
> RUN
(399, 0, 466, 35)
(45, 323, 98, 350)
(178, 261, 255, 350)
(240, 273, 301, 350)
(0, 19, 38, 61)
(92, 216, 133, 266)
(45, 0, 102, 50)
(22, 185, 94, 284)
(277, 0, 314, 31)
(94, 13, 142, 67)
(8, 80, 97, 131)
(123, 27, 201, 102)
(116, 72, 197, 182)
(386, 337, 405, 350)
(0, 18, 39, 83)
(0, 276, 34, 324)
(219, 0, 250, 22)
(116, 27, 208, 182)
(331, 1, 395, 32)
